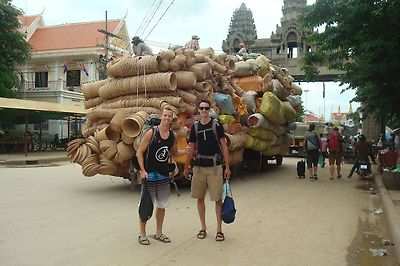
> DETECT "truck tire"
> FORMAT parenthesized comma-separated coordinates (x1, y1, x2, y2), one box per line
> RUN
(276, 155, 283, 166)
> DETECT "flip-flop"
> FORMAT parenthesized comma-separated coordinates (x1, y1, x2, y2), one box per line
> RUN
(197, 229, 207, 239)
(138, 235, 150, 245)
(215, 232, 224, 241)
(153, 234, 171, 243)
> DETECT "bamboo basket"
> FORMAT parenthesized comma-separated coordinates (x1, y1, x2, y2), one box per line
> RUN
(106, 56, 160, 78)
(121, 111, 149, 138)
(98, 73, 177, 100)
(224, 132, 247, 151)
(82, 79, 109, 100)
(174, 71, 197, 89)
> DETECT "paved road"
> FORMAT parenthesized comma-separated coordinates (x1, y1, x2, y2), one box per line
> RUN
(0, 158, 397, 265)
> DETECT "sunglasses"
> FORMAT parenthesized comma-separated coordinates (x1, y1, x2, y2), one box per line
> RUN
(199, 106, 210, 110)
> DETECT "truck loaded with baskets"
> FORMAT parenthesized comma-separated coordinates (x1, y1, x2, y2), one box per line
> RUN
(66, 47, 303, 180)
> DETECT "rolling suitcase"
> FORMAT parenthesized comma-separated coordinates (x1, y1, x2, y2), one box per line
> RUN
(297, 159, 305, 178)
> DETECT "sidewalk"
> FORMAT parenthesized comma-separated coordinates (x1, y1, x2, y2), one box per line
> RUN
(376, 171, 400, 262)
(0, 150, 68, 166)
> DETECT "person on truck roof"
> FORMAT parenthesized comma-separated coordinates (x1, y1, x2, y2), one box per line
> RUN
(131, 36, 153, 56)
(185, 35, 200, 51)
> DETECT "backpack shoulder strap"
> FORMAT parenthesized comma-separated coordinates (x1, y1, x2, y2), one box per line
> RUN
(212, 119, 219, 141)
(194, 120, 199, 136)
(145, 126, 158, 166)
(212, 119, 224, 154)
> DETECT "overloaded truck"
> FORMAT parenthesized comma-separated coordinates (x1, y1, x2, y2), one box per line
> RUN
(67, 47, 303, 180)
(289, 122, 308, 156)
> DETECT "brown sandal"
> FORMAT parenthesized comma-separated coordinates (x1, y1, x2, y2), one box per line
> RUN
(215, 232, 225, 241)
(197, 229, 207, 239)
(153, 234, 171, 243)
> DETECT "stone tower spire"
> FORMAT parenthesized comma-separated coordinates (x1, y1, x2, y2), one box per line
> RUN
(348, 102, 353, 113)
(281, 0, 307, 27)
(222, 3, 257, 54)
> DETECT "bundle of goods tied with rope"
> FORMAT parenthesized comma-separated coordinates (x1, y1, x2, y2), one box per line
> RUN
(67, 46, 303, 180)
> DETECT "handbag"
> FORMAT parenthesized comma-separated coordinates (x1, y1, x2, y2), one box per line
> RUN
(221, 180, 236, 224)
(138, 182, 154, 222)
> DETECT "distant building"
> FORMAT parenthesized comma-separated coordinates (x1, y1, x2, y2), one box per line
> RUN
(13, 12, 131, 137)
(303, 112, 324, 123)
(222, 1, 341, 81)
(330, 105, 349, 124)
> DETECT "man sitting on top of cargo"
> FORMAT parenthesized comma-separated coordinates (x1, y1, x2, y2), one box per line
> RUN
(186, 35, 200, 51)
(131, 36, 153, 56)
(237, 43, 247, 56)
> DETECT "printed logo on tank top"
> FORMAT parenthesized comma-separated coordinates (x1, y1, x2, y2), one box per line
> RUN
(155, 146, 170, 162)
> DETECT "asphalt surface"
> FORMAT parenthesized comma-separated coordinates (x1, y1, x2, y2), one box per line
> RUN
(0, 157, 399, 265)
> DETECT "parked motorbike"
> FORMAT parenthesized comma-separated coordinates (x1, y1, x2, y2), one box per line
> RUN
(357, 159, 370, 179)
(49, 134, 69, 150)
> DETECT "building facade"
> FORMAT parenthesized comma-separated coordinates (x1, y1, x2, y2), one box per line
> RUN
(15, 13, 131, 138)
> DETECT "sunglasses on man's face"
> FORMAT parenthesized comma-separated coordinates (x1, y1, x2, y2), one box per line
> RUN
(199, 106, 210, 110)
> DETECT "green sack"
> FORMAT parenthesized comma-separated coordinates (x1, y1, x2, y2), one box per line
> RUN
(318, 155, 324, 166)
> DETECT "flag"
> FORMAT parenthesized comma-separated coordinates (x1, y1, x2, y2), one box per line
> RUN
(63, 59, 68, 74)
(79, 63, 89, 76)
(322, 82, 326, 98)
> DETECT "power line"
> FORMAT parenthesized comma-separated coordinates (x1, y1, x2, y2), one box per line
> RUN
(144, 0, 175, 40)
(140, 0, 163, 37)
(134, 0, 157, 36)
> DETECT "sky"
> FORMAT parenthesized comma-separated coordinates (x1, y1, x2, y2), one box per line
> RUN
(12, 0, 360, 119)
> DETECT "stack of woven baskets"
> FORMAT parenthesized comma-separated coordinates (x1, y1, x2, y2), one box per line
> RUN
(68, 47, 304, 178)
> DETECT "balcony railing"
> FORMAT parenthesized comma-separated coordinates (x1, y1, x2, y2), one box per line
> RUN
(23, 81, 82, 93)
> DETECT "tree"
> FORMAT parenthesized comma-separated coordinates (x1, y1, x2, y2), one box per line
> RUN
(295, 103, 305, 122)
(0, 0, 30, 98)
(301, 0, 400, 126)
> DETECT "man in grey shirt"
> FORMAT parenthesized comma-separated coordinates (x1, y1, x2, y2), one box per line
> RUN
(132, 36, 153, 56)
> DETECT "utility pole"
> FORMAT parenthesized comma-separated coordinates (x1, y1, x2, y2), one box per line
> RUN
(97, 11, 122, 65)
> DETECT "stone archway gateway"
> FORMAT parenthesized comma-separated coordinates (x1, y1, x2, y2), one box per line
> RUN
(222, 0, 342, 82)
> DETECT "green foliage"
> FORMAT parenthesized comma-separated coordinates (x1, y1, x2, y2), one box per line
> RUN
(302, 0, 400, 125)
(295, 104, 305, 122)
(0, 0, 31, 97)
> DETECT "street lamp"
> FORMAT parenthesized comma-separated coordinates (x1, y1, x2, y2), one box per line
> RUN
(304, 89, 309, 115)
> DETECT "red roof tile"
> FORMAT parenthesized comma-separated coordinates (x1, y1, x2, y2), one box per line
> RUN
(28, 20, 121, 52)
(331, 112, 347, 121)
(18, 15, 38, 28)
(303, 113, 323, 123)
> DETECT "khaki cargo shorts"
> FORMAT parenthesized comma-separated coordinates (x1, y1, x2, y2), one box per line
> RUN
(329, 151, 342, 165)
(191, 165, 223, 201)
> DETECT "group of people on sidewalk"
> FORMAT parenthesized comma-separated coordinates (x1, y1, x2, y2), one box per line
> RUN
(135, 100, 231, 245)
(304, 123, 375, 181)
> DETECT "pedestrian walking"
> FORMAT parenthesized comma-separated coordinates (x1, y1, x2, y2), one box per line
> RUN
(131, 36, 153, 56)
(183, 99, 231, 242)
(185, 35, 200, 51)
(135, 106, 187, 245)
(319, 133, 328, 167)
(327, 127, 344, 180)
(304, 124, 320, 180)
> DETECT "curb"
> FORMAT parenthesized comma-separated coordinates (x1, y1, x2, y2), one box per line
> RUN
(0, 156, 68, 166)
(376, 173, 400, 263)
